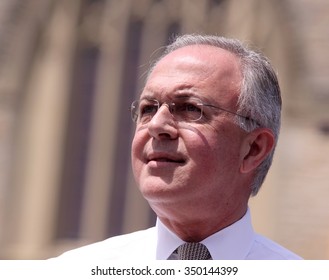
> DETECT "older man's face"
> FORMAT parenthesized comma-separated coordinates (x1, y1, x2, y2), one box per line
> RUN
(131, 45, 251, 218)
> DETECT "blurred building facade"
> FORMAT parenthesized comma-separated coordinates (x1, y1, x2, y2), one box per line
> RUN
(0, 0, 328, 259)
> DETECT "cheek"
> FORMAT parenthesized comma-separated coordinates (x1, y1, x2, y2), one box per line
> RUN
(131, 132, 145, 178)
(186, 128, 241, 175)
(188, 140, 221, 175)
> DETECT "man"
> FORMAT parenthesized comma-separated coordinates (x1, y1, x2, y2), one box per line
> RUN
(58, 34, 301, 260)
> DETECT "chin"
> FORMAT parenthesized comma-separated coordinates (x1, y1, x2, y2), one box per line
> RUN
(138, 179, 185, 201)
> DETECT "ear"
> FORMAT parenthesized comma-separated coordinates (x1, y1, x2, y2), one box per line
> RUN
(240, 128, 275, 174)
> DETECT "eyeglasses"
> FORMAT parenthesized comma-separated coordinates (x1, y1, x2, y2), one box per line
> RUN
(130, 96, 259, 126)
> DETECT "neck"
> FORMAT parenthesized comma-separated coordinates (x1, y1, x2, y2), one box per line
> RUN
(157, 205, 248, 242)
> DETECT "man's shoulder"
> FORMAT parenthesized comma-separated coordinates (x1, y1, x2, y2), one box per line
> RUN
(55, 226, 156, 260)
(249, 234, 302, 260)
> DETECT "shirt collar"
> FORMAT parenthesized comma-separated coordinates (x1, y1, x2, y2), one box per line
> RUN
(156, 218, 185, 260)
(156, 208, 255, 260)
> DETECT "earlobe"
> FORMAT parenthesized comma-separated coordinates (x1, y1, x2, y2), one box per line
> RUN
(240, 128, 275, 174)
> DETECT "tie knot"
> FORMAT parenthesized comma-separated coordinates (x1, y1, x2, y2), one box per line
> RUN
(177, 242, 211, 260)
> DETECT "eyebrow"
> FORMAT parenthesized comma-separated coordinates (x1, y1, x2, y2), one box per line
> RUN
(140, 90, 200, 101)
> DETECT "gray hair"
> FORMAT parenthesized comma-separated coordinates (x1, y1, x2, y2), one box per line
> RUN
(149, 34, 282, 196)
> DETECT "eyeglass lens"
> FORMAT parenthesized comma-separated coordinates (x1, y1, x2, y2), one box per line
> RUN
(131, 98, 203, 123)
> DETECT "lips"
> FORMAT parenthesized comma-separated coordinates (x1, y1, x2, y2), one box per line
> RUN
(146, 153, 186, 164)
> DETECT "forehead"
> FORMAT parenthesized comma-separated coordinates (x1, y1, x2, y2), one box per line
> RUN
(142, 45, 242, 104)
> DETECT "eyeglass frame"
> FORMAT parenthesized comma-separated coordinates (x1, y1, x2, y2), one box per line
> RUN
(130, 96, 260, 127)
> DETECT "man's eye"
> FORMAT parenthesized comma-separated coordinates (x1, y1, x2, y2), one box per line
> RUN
(141, 105, 157, 115)
(177, 102, 201, 112)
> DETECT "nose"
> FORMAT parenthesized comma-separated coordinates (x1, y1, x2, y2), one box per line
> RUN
(147, 104, 178, 140)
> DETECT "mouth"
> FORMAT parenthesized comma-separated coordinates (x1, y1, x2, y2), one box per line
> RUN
(146, 153, 186, 165)
(149, 158, 185, 163)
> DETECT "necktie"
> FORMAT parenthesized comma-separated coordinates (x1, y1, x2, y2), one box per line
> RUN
(177, 242, 212, 260)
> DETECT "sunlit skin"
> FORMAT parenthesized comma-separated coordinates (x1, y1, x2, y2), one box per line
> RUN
(131, 45, 274, 242)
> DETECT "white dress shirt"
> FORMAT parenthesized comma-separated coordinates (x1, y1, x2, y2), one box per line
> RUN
(58, 209, 302, 260)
